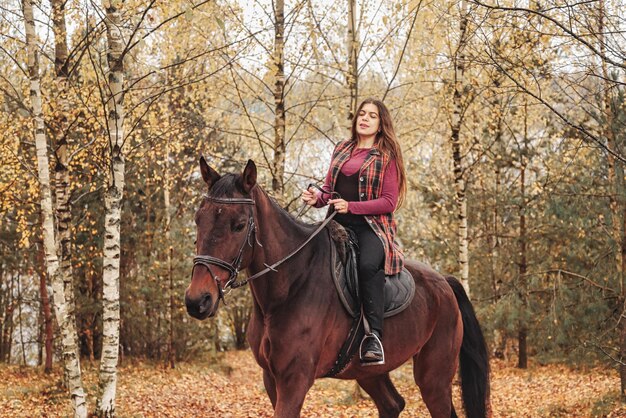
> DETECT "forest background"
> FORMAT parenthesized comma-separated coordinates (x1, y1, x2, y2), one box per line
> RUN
(1, 0, 626, 416)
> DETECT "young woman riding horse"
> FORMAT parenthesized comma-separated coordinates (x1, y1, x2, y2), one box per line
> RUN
(185, 135, 491, 417)
(302, 98, 406, 365)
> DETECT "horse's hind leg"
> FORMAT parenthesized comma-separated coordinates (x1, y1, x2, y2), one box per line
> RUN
(357, 373, 405, 418)
(413, 330, 461, 418)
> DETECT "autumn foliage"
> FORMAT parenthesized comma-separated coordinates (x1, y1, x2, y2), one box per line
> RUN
(1, 0, 626, 415)
(0, 351, 623, 417)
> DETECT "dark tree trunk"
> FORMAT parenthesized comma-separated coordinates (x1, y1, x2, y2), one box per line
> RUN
(518, 100, 528, 369)
(37, 243, 54, 373)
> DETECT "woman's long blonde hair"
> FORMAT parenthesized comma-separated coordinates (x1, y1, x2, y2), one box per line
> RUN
(350, 98, 407, 209)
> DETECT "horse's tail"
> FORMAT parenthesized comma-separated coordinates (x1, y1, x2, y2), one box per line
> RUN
(446, 276, 490, 418)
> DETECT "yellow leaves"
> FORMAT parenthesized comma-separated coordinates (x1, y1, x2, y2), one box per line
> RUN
(0, 353, 622, 417)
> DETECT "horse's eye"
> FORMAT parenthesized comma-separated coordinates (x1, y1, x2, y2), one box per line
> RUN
(233, 223, 246, 232)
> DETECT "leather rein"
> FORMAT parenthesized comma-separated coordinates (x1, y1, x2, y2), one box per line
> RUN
(192, 184, 338, 302)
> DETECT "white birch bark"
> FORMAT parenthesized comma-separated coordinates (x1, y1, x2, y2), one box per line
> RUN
(272, 0, 286, 196)
(23, 1, 87, 416)
(51, 0, 88, 413)
(97, 1, 126, 415)
(347, 0, 358, 121)
(451, 0, 470, 297)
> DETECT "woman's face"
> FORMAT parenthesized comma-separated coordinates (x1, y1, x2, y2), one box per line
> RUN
(356, 103, 380, 138)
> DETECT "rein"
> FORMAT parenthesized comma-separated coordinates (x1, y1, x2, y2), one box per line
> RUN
(193, 184, 339, 299)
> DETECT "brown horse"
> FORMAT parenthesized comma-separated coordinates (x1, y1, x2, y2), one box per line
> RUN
(185, 158, 490, 418)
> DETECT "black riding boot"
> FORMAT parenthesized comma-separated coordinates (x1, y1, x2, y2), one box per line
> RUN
(360, 270, 385, 365)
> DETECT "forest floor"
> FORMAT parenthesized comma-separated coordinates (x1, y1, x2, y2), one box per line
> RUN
(0, 350, 624, 417)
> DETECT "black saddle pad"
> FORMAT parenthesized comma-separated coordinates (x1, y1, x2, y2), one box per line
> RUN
(330, 230, 415, 318)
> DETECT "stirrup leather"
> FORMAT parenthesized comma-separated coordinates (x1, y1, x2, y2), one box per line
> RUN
(359, 333, 385, 366)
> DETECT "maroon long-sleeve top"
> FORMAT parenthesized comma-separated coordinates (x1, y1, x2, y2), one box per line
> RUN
(315, 147, 399, 214)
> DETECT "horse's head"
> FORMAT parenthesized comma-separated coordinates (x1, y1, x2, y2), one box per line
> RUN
(185, 157, 257, 320)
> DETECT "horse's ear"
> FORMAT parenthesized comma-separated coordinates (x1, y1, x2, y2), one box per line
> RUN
(199, 156, 220, 189)
(241, 159, 257, 193)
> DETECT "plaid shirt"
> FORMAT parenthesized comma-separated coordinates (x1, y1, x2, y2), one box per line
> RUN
(327, 140, 404, 275)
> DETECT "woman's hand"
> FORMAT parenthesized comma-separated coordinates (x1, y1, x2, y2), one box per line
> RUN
(329, 198, 349, 214)
(302, 187, 318, 206)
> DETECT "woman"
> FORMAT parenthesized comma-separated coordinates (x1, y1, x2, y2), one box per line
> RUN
(302, 98, 407, 365)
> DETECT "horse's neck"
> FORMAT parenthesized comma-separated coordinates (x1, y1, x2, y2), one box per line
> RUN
(248, 189, 319, 312)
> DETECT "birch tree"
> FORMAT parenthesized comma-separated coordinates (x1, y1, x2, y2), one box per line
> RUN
(347, 0, 358, 121)
(164, 80, 174, 368)
(450, 0, 471, 296)
(50, 0, 87, 402)
(272, 0, 286, 195)
(22, 0, 87, 415)
(97, 1, 126, 414)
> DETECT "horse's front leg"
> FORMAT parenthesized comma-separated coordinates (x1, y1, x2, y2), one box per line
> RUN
(272, 366, 315, 417)
(268, 330, 321, 417)
(263, 368, 277, 408)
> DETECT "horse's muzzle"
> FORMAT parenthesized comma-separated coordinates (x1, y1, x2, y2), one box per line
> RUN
(185, 292, 215, 320)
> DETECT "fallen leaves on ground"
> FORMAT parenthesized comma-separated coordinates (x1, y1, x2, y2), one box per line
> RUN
(0, 352, 624, 417)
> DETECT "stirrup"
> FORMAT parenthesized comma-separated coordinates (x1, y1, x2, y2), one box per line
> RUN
(359, 333, 385, 366)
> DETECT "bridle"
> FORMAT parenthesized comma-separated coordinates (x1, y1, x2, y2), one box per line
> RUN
(192, 184, 338, 303)
(192, 194, 257, 303)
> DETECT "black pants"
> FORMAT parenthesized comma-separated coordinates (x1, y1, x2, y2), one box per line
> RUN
(341, 221, 385, 338)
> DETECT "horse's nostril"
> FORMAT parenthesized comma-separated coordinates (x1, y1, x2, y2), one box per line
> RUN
(198, 293, 212, 314)
(185, 292, 213, 319)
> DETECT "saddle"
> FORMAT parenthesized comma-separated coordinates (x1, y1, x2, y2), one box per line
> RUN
(329, 225, 415, 319)
(324, 222, 415, 376)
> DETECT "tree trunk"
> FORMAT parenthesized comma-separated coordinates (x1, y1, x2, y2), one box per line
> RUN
(16, 274, 27, 365)
(97, 1, 126, 415)
(622, 193, 626, 399)
(450, 0, 470, 297)
(490, 81, 503, 302)
(0, 270, 5, 362)
(87, 269, 98, 363)
(597, 0, 626, 395)
(598, 0, 622, 293)
(272, 0, 286, 195)
(491, 165, 500, 300)
(51, 0, 86, 398)
(23, 0, 87, 414)
(1, 275, 14, 362)
(518, 99, 528, 369)
(6, 276, 15, 364)
(36, 243, 53, 373)
(164, 131, 175, 369)
(347, 0, 358, 121)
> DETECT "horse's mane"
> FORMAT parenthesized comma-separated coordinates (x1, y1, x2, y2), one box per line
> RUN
(264, 190, 349, 263)
(256, 185, 316, 230)
(209, 174, 316, 230)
